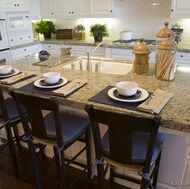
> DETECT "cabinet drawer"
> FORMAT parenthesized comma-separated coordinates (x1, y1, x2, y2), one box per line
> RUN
(176, 52, 190, 65)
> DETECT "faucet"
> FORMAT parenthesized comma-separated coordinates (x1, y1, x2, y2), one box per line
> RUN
(86, 42, 106, 71)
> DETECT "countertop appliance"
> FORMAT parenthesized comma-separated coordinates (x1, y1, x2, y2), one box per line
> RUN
(113, 39, 159, 46)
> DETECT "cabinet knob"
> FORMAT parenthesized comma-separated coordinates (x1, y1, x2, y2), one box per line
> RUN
(20, 38, 22, 40)
(14, 4, 16, 6)
(110, 10, 112, 12)
(69, 12, 71, 14)
(72, 12, 74, 14)
(171, 9, 174, 12)
(24, 49, 26, 51)
(52, 12, 54, 15)
(17, 4, 19, 6)
(181, 55, 183, 57)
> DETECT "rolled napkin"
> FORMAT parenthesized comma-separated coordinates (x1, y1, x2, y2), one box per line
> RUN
(137, 89, 173, 114)
(0, 71, 35, 84)
(52, 79, 87, 96)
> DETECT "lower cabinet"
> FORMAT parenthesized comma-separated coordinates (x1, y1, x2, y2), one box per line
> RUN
(11, 44, 41, 60)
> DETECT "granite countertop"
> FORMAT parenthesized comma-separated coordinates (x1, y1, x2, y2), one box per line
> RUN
(10, 39, 190, 53)
(7, 56, 190, 133)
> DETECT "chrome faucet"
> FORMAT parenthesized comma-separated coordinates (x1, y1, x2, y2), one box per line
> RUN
(86, 42, 106, 71)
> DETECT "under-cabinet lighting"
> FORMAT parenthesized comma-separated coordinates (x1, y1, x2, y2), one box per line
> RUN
(176, 66, 190, 72)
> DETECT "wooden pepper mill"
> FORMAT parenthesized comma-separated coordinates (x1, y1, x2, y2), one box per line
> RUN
(132, 38, 151, 74)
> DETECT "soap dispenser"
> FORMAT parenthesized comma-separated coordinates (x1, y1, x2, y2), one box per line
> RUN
(132, 37, 151, 75)
(155, 33, 178, 80)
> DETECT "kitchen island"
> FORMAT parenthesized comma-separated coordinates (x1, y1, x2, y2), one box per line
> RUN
(3, 56, 190, 189)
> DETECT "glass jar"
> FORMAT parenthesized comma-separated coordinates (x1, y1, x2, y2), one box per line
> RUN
(132, 38, 151, 75)
(155, 33, 178, 81)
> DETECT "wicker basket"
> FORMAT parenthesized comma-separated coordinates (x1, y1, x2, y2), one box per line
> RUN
(75, 32, 85, 40)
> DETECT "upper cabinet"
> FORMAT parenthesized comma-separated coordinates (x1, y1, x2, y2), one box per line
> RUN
(40, 0, 113, 18)
(0, 0, 29, 11)
(40, 0, 90, 18)
(90, 0, 113, 16)
(170, 0, 190, 18)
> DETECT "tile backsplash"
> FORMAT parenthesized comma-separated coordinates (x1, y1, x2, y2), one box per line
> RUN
(33, 0, 190, 43)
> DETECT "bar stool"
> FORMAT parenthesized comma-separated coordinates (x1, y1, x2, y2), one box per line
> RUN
(0, 85, 24, 177)
(85, 104, 165, 189)
(9, 88, 92, 189)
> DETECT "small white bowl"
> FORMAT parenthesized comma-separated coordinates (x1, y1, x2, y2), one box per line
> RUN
(116, 81, 138, 96)
(0, 65, 12, 74)
(43, 72, 60, 84)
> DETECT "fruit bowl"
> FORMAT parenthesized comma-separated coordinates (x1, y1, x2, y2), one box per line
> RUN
(38, 50, 50, 62)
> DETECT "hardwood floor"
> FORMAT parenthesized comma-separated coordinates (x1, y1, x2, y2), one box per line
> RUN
(0, 139, 128, 189)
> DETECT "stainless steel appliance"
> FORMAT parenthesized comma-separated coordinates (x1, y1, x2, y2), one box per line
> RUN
(0, 13, 11, 64)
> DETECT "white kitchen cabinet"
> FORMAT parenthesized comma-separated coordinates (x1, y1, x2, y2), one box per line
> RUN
(9, 32, 33, 46)
(71, 45, 86, 56)
(90, 0, 113, 16)
(175, 52, 190, 65)
(170, 0, 190, 18)
(40, 0, 90, 18)
(106, 48, 134, 61)
(0, 0, 29, 10)
(11, 44, 41, 60)
(29, 0, 41, 19)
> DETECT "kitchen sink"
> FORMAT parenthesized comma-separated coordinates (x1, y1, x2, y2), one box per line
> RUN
(62, 58, 132, 75)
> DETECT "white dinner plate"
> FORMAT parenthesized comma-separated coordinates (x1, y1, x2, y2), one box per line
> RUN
(34, 77, 68, 89)
(108, 87, 149, 102)
(0, 69, 20, 78)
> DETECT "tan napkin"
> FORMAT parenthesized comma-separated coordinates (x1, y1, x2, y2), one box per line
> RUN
(0, 71, 35, 84)
(52, 79, 87, 96)
(137, 89, 173, 114)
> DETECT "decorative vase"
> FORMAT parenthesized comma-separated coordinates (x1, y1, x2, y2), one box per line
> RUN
(94, 36, 102, 42)
(43, 32, 51, 39)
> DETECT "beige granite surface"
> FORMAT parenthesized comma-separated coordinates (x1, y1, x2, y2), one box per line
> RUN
(10, 39, 190, 52)
(4, 55, 190, 133)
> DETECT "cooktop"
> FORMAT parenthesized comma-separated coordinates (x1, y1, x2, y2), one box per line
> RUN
(113, 39, 159, 46)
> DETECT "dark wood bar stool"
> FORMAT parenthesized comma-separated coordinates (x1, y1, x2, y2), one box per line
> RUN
(0, 85, 25, 177)
(85, 104, 165, 189)
(9, 88, 92, 189)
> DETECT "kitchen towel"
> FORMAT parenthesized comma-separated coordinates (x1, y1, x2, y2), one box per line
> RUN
(137, 89, 173, 114)
(0, 71, 35, 84)
(52, 79, 87, 96)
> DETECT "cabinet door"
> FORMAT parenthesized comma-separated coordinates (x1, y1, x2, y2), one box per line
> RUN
(72, 0, 90, 16)
(171, 0, 190, 18)
(29, 0, 41, 19)
(0, 0, 29, 10)
(90, 0, 113, 16)
(40, 0, 55, 18)
(54, 0, 71, 16)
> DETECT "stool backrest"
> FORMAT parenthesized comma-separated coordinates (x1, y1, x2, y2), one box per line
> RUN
(9, 88, 64, 147)
(85, 104, 161, 170)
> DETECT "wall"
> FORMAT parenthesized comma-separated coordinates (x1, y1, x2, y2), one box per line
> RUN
(33, 0, 190, 43)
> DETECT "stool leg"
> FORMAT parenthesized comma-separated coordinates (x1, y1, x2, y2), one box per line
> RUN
(12, 124, 22, 148)
(86, 127, 92, 179)
(5, 123, 19, 177)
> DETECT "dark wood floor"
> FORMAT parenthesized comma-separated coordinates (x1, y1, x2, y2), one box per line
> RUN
(0, 139, 128, 189)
